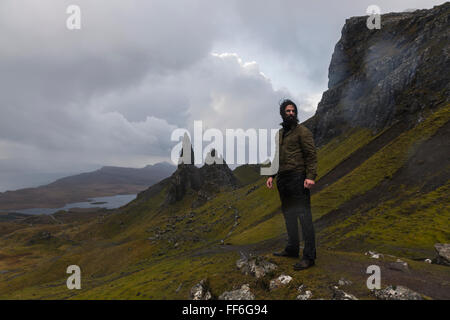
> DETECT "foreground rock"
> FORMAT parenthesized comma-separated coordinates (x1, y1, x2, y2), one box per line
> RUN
(236, 255, 278, 278)
(338, 278, 353, 286)
(365, 250, 383, 259)
(332, 286, 358, 300)
(434, 243, 450, 266)
(374, 285, 423, 300)
(190, 279, 212, 300)
(219, 284, 255, 300)
(269, 274, 293, 290)
(296, 285, 313, 300)
(388, 259, 409, 272)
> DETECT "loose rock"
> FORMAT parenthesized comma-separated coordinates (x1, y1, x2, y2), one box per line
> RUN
(338, 278, 353, 286)
(297, 290, 313, 300)
(332, 286, 358, 300)
(374, 285, 423, 300)
(269, 274, 293, 290)
(388, 259, 409, 272)
(365, 250, 383, 259)
(219, 284, 255, 300)
(236, 255, 277, 278)
(434, 243, 450, 266)
(190, 279, 212, 300)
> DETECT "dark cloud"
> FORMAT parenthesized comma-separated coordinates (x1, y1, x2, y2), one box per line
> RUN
(0, 0, 442, 191)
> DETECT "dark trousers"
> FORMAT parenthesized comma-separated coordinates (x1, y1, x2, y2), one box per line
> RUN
(276, 171, 316, 261)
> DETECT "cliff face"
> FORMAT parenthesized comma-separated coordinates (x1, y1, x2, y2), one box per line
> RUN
(305, 2, 449, 146)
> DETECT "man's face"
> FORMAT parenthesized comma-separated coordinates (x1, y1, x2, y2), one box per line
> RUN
(285, 105, 296, 118)
(283, 105, 297, 123)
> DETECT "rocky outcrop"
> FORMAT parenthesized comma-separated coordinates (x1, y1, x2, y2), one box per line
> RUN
(388, 259, 409, 272)
(434, 243, 450, 266)
(190, 279, 212, 300)
(296, 285, 313, 300)
(332, 286, 358, 300)
(218, 284, 255, 300)
(269, 274, 293, 290)
(236, 255, 278, 278)
(305, 3, 450, 146)
(374, 285, 423, 300)
(365, 250, 384, 259)
(164, 165, 202, 204)
(164, 148, 238, 206)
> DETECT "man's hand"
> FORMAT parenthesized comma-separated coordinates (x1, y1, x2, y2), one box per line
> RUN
(266, 177, 273, 189)
(304, 179, 315, 189)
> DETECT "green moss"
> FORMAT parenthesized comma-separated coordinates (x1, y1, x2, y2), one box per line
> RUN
(317, 127, 374, 179)
(228, 213, 285, 245)
(312, 104, 450, 221)
(321, 182, 450, 258)
(233, 165, 261, 186)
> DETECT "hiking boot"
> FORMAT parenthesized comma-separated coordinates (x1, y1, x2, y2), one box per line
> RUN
(293, 259, 315, 270)
(273, 250, 299, 258)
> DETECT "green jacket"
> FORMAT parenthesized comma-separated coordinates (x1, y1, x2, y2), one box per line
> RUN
(275, 123, 317, 180)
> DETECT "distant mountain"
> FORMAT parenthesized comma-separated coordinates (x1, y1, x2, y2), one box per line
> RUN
(0, 162, 176, 210)
(47, 162, 175, 188)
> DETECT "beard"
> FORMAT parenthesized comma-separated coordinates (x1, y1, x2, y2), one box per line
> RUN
(282, 114, 298, 127)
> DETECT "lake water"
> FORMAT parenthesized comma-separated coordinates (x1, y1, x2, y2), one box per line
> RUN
(4, 194, 137, 215)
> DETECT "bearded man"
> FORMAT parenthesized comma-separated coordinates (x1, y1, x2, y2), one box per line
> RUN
(266, 99, 317, 270)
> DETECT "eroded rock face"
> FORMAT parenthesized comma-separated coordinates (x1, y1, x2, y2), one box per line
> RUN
(374, 285, 423, 300)
(236, 256, 278, 278)
(434, 243, 450, 266)
(164, 149, 238, 206)
(219, 284, 254, 300)
(165, 165, 202, 205)
(190, 279, 212, 300)
(305, 3, 450, 147)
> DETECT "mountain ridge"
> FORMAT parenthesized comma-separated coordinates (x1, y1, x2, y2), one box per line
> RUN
(0, 162, 176, 210)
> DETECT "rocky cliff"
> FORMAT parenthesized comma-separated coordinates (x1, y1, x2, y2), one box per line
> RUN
(305, 2, 449, 146)
(136, 148, 238, 208)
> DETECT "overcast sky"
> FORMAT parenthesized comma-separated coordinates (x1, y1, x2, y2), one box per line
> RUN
(0, 0, 445, 191)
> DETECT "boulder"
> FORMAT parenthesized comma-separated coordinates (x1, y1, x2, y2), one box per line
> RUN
(338, 278, 353, 286)
(269, 274, 293, 290)
(236, 256, 277, 278)
(434, 243, 450, 266)
(365, 250, 383, 259)
(332, 286, 358, 300)
(219, 284, 255, 300)
(190, 279, 212, 300)
(374, 285, 423, 300)
(296, 284, 313, 300)
(388, 259, 409, 272)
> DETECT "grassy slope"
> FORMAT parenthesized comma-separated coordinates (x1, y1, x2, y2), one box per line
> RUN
(0, 104, 449, 299)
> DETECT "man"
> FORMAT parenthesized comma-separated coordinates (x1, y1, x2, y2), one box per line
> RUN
(266, 99, 317, 271)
